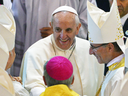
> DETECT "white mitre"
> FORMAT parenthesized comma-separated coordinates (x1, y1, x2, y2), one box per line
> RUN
(87, 0, 125, 52)
(52, 5, 78, 16)
(0, 5, 16, 51)
(0, 35, 9, 70)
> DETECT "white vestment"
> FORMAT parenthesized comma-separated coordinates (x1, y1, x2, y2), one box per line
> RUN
(100, 57, 124, 96)
(13, 81, 30, 96)
(11, 0, 96, 76)
(0, 67, 15, 96)
(20, 35, 104, 96)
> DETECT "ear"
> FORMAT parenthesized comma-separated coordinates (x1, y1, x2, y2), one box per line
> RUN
(76, 23, 81, 35)
(43, 76, 47, 85)
(71, 76, 74, 85)
(107, 43, 114, 52)
(49, 22, 52, 27)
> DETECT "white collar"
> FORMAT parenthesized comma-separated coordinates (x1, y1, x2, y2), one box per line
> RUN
(121, 13, 128, 26)
(107, 54, 125, 67)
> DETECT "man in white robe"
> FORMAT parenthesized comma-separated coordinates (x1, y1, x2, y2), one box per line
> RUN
(20, 6, 104, 96)
(87, 0, 125, 96)
(11, 0, 96, 76)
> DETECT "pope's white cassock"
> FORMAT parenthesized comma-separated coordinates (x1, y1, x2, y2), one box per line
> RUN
(11, 0, 96, 76)
(20, 35, 104, 96)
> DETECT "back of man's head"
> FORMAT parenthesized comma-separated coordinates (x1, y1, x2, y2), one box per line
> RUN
(43, 56, 74, 87)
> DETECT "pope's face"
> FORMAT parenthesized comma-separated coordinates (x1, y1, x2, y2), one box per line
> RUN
(51, 12, 81, 50)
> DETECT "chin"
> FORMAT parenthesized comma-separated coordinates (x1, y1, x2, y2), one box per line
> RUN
(58, 44, 70, 50)
(60, 46, 69, 50)
(97, 59, 104, 64)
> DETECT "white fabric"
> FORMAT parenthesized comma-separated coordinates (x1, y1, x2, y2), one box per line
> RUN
(107, 54, 124, 67)
(3, 0, 12, 10)
(125, 39, 128, 67)
(101, 67, 124, 96)
(0, 5, 16, 51)
(12, 81, 29, 96)
(110, 70, 128, 96)
(87, 0, 125, 53)
(11, 0, 96, 76)
(20, 35, 104, 96)
(30, 87, 45, 96)
(111, 70, 128, 96)
(121, 13, 128, 26)
(120, 72, 128, 96)
(100, 58, 124, 96)
(0, 67, 15, 96)
(0, 35, 9, 70)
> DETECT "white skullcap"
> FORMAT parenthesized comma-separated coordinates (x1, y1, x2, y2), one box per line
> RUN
(52, 6, 78, 16)
(87, 0, 125, 52)
(0, 5, 16, 51)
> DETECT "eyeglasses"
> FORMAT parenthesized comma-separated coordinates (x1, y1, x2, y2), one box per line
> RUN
(90, 44, 108, 51)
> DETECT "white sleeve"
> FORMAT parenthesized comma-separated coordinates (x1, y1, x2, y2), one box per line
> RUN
(13, 81, 29, 96)
(20, 49, 46, 94)
(30, 87, 45, 96)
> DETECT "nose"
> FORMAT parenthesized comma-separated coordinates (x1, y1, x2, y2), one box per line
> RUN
(60, 30, 67, 39)
(89, 47, 94, 55)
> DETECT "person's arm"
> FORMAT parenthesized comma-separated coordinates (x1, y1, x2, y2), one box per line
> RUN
(12, 81, 30, 96)
(20, 49, 46, 95)
(77, 0, 96, 39)
(30, 87, 45, 96)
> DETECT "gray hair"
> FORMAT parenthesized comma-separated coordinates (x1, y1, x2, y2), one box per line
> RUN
(44, 61, 74, 87)
(51, 11, 80, 27)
